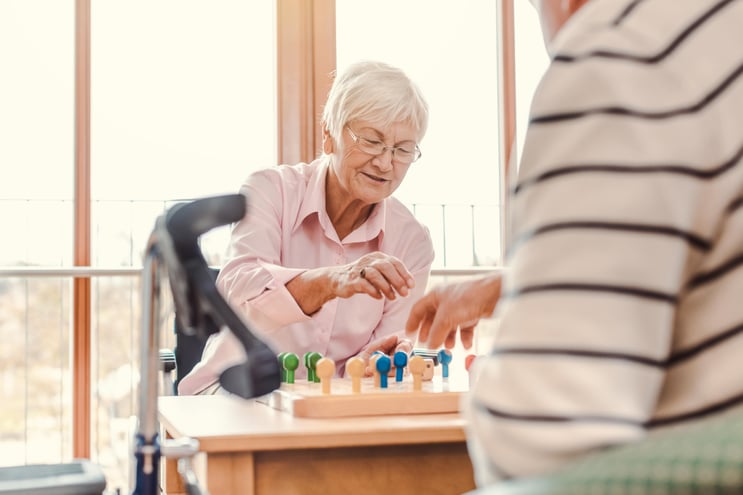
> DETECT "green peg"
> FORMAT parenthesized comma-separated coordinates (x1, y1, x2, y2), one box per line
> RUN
(277, 352, 288, 382)
(282, 352, 300, 384)
(309, 352, 323, 383)
(304, 352, 315, 382)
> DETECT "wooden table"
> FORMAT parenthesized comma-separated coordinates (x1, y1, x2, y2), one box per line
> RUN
(159, 395, 476, 495)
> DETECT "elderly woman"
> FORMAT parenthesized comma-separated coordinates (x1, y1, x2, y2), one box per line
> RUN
(179, 61, 434, 395)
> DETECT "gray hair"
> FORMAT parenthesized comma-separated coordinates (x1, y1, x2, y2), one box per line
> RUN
(322, 60, 429, 145)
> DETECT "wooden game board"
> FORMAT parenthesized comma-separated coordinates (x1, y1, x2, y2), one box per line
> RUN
(257, 375, 469, 418)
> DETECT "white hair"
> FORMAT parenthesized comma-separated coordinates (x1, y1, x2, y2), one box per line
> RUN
(321, 60, 429, 144)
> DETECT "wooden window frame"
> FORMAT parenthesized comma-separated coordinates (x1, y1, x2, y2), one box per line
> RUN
(277, 0, 337, 164)
(73, 0, 91, 458)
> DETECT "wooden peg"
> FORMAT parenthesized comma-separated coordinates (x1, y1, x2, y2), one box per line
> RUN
(346, 357, 365, 393)
(315, 357, 335, 395)
(408, 355, 425, 391)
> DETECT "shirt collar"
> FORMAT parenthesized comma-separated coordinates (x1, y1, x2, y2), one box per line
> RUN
(293, 157, 328, 231)
(343, 197, 386, 244)
(293, 157, 387, 243)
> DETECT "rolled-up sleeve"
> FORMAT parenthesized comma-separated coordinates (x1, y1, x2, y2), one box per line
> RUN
(216, 170, 312, 332)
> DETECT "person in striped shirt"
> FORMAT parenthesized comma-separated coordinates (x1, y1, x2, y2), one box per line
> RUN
(406, 0, 743, 486)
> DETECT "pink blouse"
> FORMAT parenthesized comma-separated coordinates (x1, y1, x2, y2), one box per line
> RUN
(178, 158, 434, 394)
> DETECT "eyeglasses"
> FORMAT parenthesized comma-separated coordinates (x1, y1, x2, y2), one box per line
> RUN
(346, 126, 422, 164)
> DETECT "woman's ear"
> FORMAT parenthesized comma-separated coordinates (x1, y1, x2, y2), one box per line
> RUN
(322, 125, 334, 154)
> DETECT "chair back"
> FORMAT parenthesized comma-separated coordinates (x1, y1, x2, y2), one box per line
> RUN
(172, 267, 219, 393)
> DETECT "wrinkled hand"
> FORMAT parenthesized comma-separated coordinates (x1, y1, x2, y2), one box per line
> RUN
(336, 251, 415, 301)
(286, 252, 417, 317)
(349, 334, 413, 377)
(405, 273, 502, 350)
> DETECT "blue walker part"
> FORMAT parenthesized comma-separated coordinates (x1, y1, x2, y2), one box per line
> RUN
(132, 433, 161, 495)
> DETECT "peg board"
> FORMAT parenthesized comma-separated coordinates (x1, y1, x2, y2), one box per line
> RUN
(256, 375, 469, 418)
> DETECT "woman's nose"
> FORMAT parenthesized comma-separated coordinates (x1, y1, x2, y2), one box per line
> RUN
(372, 148, 394, 170)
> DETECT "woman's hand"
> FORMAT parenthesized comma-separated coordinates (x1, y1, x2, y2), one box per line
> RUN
(286, 251, 416, 316)
(347, 334, 413, 377)
(335, 251, 416, 301)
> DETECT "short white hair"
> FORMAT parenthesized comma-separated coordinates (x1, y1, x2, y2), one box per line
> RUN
(322, 60, 429, 144)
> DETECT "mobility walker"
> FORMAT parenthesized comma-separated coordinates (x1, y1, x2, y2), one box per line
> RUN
(0, 194, 281, 495)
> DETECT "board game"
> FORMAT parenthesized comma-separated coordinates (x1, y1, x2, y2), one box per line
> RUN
(257, 349, 476, 418)
(257, 374, 469, 418)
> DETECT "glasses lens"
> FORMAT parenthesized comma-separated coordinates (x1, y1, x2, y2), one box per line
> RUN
(397, 146, 422, 164)
(351, 129, 421, 164)
(358, 138, 385, 156)
(393, 149, 414, 164)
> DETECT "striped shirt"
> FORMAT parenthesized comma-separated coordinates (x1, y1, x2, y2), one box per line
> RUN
(464, 0, 743, 484)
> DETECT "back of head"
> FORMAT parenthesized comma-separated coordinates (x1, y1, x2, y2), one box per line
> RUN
(322, 60, 429, 144)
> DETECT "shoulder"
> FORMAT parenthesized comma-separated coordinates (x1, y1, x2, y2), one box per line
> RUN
(241, 161, 324, 205)
(247, 161, 316, 188)
(539, 0, 737, 117)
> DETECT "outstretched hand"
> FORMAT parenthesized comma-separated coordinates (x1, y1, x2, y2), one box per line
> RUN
(405, 273, 502, 350)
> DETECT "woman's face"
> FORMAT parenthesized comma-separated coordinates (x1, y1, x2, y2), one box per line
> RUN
(330, 120, 419, 204)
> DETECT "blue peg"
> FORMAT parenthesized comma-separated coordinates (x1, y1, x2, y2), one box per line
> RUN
(438, 349, 452, 379)
(376, 355, 391, 388)
(393, 351, 408, 382)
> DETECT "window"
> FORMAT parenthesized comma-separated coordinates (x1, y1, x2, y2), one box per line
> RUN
(336, 0, 503, 267)
(91, 0, 277, 267)
(2, 2, 515, 489)
(0, 3, 278, 490)
(0, 1, 75, 267)
(88, 3, 277, 488)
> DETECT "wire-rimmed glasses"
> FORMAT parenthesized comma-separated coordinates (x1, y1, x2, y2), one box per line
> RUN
(346, 126, 422, 164)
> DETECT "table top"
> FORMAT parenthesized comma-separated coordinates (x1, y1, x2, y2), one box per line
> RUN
(159, 395, 468, 453)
